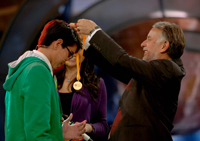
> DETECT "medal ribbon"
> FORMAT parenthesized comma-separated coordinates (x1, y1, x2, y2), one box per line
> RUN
(76, 35, 86, 81)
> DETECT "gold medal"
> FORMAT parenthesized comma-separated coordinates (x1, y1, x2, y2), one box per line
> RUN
(73, 35, 86, 91)
(73, 81, 82, 90)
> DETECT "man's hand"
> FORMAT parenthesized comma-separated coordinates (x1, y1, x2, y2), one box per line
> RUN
(69, 23, 84, 41)
(76, 19, 97, 35)
(62, 113, 86, 140)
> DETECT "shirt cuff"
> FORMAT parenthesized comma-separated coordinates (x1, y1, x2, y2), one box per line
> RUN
(84, 28, 101, 50)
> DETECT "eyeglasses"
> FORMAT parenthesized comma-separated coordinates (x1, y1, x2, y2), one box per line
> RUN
(36, 45, 74, 60)
(65, 46, 74, 60)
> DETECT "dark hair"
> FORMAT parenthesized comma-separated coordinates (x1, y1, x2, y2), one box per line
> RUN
(153, 21, 185, 59)
(55, 57, 100, 101)
(38, 19, 81, 49)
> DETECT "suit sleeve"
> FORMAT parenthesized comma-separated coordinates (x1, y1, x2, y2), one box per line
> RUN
(22, 63, 53, 141)
(91, 78, 109, 136)
(84, 43, 131, 85)
(87, 30, 174, 90)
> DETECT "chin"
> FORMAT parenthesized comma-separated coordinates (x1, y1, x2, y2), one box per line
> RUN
(67, 61, 76, 65)
(66, 64, 76, 68)
(142, 57, 149, 62)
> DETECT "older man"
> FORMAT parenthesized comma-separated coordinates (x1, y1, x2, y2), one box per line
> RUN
(71, 19, 185, 141)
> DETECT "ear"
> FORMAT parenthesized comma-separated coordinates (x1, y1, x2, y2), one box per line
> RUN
(160, 40, 169, 53)
(54, 39, 63, 49)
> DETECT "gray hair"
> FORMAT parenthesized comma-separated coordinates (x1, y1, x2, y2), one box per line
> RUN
(152, 21, 185, 59)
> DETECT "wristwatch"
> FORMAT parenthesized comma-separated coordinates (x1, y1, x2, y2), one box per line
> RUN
(90, 26, 100, 35)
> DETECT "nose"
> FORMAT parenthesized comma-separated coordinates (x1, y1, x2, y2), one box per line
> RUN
(141, 40, 146, 48)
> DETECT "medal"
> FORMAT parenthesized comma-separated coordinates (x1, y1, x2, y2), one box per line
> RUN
(73, 81, 83, 90)
(73, 52, 83, 90)
(73, 35, 86, 91)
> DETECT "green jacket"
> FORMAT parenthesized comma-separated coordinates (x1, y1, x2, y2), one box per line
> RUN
(3, 56, 63, 141)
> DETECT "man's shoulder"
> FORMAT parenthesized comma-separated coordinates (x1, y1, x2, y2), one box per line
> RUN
(22, 57, 48, 68)
(25, 61, 50, 73)
(20, 58, 51, 78)
(151, 58, 185, 78)
(150, 59, 178, 68)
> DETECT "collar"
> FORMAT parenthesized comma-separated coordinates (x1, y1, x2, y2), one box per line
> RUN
(33, 50, 53, 76)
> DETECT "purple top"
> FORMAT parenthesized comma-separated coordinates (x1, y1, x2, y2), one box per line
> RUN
(61, 78, 109, 140)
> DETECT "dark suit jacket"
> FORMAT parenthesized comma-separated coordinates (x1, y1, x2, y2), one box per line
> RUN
(84, 30, 186, 141)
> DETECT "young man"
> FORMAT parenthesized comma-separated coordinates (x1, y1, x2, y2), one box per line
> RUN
(72, 19, 185, 141)
(3, 19, 86, 141)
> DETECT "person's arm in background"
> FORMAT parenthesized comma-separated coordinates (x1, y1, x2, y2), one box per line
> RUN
(85, 78, 109, 136)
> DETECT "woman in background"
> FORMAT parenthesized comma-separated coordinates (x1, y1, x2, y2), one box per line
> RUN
(55, 49, 109, 141)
